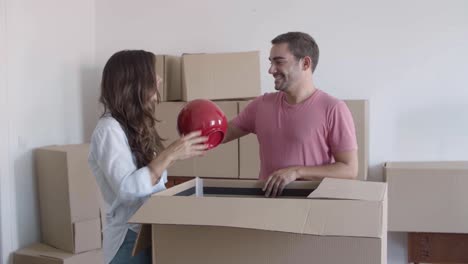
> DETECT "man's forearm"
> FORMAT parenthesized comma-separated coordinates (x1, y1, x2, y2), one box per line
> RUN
(296, 162, 358, 180)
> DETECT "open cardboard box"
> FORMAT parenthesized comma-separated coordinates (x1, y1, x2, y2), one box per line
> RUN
(130, 178, 387, 264)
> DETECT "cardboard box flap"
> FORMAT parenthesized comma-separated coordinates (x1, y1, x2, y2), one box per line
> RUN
(307, 178, 386, 201)
(130, 196, 312, 234)
(14, 243, 104, 264)
(202, 178, 320, 189)
(131, 194, 383, 238)
(67, 147, 100, 222)
(132, 224, 152, 257)
(15, 243, 75, 260)
(41, 144, 88, 153)
(36, 148, 74, 252)
(73, 218, 102, 253)
(302, 200, 384, 238)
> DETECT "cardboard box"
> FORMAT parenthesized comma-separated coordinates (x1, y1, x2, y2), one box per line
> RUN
(345, 100, 369, 180)
(182, 51, 261, 101)
(155, 101, 238, 178)
(384, 161, 468, 233)
(13, 243, 103, 264)
(130, 178, 388, 264)
(239, 99, 369, 180)
(35, 144, 101, 253)
(155, 55, 181, 101)
(408, 232, 468, 263)
(238, 100, 259, 179)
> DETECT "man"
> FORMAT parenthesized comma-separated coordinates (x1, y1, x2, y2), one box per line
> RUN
(223, 32, 358, 197)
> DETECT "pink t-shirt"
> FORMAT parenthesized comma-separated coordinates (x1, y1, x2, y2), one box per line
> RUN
(232, 89, 357, 180)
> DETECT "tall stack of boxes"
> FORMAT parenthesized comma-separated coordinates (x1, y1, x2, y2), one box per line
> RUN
(13, 144, 104, 263)
(155, 51, 263, 182)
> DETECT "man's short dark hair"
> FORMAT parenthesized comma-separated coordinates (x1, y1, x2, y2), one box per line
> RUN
(272, 32, 319, 73)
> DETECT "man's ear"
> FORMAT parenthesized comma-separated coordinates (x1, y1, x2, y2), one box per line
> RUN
(302, 56, 312, 71)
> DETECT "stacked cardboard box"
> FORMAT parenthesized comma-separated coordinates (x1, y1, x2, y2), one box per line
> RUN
(156, 51, 261, 102)
(181, 51, 261, 101)
(384, 161, 468, 233)
(13, 144, 104, 264)
(155, 55, 182, 101)
(155, 51, 262, 180)
(385, 161, 468, 264)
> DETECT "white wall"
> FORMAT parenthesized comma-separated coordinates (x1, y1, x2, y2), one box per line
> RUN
(1, 0, 467, 263)
(0, 0, 8, 262)
(95, 0, 468, 263)
(0, 1, 95, 263)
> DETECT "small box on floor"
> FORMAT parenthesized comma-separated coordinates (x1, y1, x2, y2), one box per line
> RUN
(35, 144, 102, 253)
(13, 243, 103, 264)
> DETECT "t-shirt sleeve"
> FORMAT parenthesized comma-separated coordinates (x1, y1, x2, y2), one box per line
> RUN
(328, 101, 358, 153)
(231, 96, 262, 134)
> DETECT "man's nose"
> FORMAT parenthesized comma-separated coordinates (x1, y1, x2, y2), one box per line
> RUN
(268, 64, 276, 74)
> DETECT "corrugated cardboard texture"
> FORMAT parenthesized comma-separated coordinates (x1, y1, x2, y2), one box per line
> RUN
(131, 178, 387, 263)
(182, 51, 261, 101)
(13, 243, 103, 264)
(385, 161, 468, 233)
(35, 144, 101, 253)
(155, 102, 238, 178)
(131, 178, 386, 238)
(152, 225, 383, 264)
(239, 99, 369, 180)
(73, 218, 102, 253)
(308, 178, 385, 201)
(155, 55, 181, 101)
(408, 233, 468, 263)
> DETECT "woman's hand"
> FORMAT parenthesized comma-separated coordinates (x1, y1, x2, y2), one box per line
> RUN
(148, 131, 208, 185)
(164, 131, 209, 162)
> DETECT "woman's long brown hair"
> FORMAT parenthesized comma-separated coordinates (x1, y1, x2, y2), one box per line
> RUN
(100, 50, 164, 168)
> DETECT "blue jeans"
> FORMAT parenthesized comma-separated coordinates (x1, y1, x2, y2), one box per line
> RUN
(110, 229, 152, 264)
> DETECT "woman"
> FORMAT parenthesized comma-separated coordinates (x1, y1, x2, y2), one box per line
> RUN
(88, 50, 207, 264)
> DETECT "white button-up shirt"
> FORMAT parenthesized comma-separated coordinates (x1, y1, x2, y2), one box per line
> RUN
(88, 115, 167, 264)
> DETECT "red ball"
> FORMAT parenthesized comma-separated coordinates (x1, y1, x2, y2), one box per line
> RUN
(177, 99, 228, 150)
